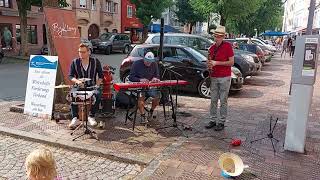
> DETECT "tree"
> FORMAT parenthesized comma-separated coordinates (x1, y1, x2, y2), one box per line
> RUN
(16, 0, 68, 57)
(190, 0, 261, 26)
(175, 0, 206, 34)
(130, 0, 172, 40)
(231, 0, 283, 36)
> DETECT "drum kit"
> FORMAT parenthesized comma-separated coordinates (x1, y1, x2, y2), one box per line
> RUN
(52, 65, 115, 141)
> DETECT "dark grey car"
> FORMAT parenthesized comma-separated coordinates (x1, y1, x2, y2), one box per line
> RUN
(91, 33, 131, 55)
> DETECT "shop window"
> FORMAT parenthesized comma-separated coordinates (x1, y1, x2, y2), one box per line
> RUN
(16, 25, 38, 44)
(0, 0, 10, 8)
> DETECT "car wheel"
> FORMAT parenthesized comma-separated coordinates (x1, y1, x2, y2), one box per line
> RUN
(123, 45, 129, 54)
(122, 72, 130, 82)
(198, 77, 211, 99)
(105, 46, 111, 55)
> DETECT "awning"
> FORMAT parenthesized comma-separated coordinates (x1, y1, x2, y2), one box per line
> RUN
(149, 23, 180, 33)
(261, 31, 289, 36)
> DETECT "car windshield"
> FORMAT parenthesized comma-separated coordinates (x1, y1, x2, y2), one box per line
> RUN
(100, 33, 113, 40)
(184, 47, 207, 62)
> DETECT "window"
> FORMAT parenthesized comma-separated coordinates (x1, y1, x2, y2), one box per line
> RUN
(16, 25, 38, 44)
(78, 27, 82, 37)
(106, 1, 112, 12)
(0, 0, 10, 8)
(91, 0, 96, 10)
(113, 2, 118, 13)
(167, 36, 187, 46)
(80, 0, 86, 8)
(174, 48, 189, 59)
(127, 6, 133, 18)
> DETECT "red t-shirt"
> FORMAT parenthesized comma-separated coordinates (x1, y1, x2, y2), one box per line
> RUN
(208, 42, 234, 77)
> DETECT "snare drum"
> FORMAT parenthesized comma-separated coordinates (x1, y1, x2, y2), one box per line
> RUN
(67, 89, 96, 105)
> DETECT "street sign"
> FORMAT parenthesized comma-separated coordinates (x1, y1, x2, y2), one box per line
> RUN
(24, 55, 58, 119)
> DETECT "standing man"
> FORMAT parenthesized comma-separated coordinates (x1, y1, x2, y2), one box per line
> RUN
(68, 43, 103, 129)
(129, 52, 161, 124)
(205, 26, 234, 131)
(290, 35, 296, 57)
(281, 36, 288, 58)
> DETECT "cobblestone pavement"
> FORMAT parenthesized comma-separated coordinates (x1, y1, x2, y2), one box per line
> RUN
(0, 134, 141, 180)
(2, 54, 320, 179)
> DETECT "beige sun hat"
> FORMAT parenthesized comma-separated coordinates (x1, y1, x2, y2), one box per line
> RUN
(213, 26, 226, 36)
(218, 152, 248, 177)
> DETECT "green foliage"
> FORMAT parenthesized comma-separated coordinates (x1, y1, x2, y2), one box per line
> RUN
(130, 0, 173, 26)
(175, 0, 206, 25)
(229, 0, 283, 35)
(190, 0, 261, 25)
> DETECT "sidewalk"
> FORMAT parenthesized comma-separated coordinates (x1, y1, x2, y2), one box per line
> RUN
(1, 54, 320, 179)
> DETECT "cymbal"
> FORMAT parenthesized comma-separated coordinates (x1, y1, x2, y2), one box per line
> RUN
(55, 84, 71, 89)
(79, 78, 92, 82)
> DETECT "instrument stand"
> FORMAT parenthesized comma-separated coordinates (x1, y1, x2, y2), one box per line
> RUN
(157, 63, 190, 137)
(71, 84, 98, 141)
(250, 116, 279, 153)
(156, 85, 189, 138)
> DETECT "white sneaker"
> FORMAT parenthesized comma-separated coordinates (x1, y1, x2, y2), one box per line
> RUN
(99, 121, 105, 129)
(68, 117, 79, 129)
(88, 116, 97, 126)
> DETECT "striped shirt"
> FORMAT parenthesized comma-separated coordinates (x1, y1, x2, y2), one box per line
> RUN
(69, 57, 103, 86)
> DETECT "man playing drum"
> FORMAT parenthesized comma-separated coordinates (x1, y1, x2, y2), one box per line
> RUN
(68, 43, 103, 129)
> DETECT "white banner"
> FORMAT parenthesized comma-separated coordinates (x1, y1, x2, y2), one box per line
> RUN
(24, 55, 58, 119)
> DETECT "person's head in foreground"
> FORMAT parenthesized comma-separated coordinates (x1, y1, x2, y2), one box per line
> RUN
(143, 51, 156, 66)
(25, 147, 57, 180)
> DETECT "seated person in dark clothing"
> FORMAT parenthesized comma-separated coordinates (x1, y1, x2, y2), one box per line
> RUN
(128, 52, 161, 124)
(68, 43, 103, 129)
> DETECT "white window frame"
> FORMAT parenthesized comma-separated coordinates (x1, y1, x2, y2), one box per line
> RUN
(91, 0, 96, 10)
(113, 2, 118, 14)
(127, 5, 133, 18)
(106, 0, 112, 12)
(80, 0, 86, 8)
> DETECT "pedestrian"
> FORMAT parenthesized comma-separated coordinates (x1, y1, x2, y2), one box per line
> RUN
(206, 26, 234, 131)
(25, 147, 59, 180)
(281, 36, 288, 58)
(290, 35, 296, 57)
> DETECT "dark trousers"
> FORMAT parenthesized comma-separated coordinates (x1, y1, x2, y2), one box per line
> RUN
(71, 88, 102, 118)
(290, 46, 295, 57)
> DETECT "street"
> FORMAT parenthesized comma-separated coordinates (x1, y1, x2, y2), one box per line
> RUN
(0, 53, 127, 101)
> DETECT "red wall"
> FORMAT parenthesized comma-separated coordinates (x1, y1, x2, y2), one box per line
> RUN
(121, 0, 143, 32)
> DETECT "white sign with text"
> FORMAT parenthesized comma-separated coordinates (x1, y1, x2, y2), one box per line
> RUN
(24, 55, 58, 119)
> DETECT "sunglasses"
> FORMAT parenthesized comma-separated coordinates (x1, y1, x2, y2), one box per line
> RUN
(78, 51, 88, 53)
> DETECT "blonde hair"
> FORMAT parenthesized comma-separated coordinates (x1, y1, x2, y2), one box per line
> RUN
(25, 147, 57, 180)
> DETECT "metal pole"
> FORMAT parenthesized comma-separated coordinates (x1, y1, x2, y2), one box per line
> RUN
(159, 18, 164, 62)
(306, 0, 316, 35)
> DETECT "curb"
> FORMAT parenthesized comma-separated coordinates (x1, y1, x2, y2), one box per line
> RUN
(0, 126, 151, 166)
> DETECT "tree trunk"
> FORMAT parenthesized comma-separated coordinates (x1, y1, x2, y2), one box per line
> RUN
(189, 23, 193, 34)
(142, 26, 148, 42)
(16, 0, 28, 57)
(220, 15, 226, 26)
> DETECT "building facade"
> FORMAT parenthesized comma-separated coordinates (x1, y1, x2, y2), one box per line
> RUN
(0, 0, 45, 53)
(74, 0, 121, 40)
(120, 0, 143, 42)
(282, 0, 320, 35)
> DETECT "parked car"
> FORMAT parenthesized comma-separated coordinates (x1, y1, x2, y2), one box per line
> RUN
(234, 49, 262, 76)
(0, 48, 3, 64)
(146, 34, 254, 78)
(236, 37, 276, 52)
(91, 33, 131, 55)
(120, 44, 244, 98)
(81, 38, 93, 53)
(145, 33, 212, 52)
(235, 43, 266, 65)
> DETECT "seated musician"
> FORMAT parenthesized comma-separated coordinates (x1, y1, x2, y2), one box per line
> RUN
(128, 52, 161, 124)
(68, 43, 103, 129)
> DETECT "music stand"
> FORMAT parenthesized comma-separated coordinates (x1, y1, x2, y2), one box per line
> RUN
(71, 81, 98, 141)
(250, 116, 279, 153)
